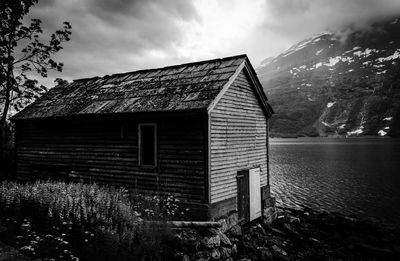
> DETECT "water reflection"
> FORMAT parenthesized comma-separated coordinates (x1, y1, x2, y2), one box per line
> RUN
(270, 138, 400, 224)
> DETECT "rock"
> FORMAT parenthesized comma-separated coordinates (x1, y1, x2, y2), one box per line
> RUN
(218, 232, 232, 247)
(192, 250, 211, 261)
(270, 228, 287, 237)
(289, 216, 300, 224)
(219, 247, 232, 259)
(229, 237, 239, 243)
(210, 249, 221, 260)
(205, 228, 220, 236)
(250, 224, 267, 236)
(257, 246, 273, 260)
(228, 225, 242, 237)
(309, 237, 320, 244)
(201, 235, 221, 249)
(231, 244, 238, 256)
(256, 223, 267, 235)
(271, 245, 287, 256)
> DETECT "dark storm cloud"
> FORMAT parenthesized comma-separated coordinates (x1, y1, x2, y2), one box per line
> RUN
(22, 0, 400, 85)
(85, 0, 199, 22)
(27, 0, 199, 85)
(262, 0, 400, 44)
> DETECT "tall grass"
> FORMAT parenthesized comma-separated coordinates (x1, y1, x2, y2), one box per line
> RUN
(0, 180, 187, 261)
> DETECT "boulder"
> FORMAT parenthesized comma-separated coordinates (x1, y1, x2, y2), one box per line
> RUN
(257, 246, 273, 260)
(205, 228, 220, 236)
(228, 225, 242, 237)
(201, 235, 221, 249)
(219, 247, 232, 259)
(218, 232, 232, 247)
(271, 245, 288, 257)
(192, 250, 211, 261)
(210, 249, 221, 260)
(289, 216, 300, 224)
(231, 244, 238, 256)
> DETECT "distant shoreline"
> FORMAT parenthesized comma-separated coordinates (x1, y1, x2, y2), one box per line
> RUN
(270, 135, 394, 139)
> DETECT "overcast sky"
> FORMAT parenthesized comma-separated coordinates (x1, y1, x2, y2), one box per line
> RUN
(27, 0, 400, 87)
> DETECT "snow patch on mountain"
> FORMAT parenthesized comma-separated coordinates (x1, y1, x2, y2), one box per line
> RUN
(378, 130, 387, 136)
(327, 102, 336, 108)
(354, 48, 379, 58)
(347, 127, 364, 136)
(376, 49, 400, 62)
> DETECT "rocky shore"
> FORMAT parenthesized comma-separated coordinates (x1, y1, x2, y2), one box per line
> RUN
(166, 207, 400, 261)
(2, 206, 400, 260)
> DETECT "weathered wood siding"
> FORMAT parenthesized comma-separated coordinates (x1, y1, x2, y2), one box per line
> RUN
(15, 112, 208, 203)
(210, 70, 268, 204)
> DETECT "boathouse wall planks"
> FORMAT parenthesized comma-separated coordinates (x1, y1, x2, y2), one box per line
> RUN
(209, 70, 268, 205)
(12, 54, 273, 223)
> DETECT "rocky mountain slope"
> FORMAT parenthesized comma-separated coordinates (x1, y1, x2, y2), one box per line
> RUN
(257, 17, 400, 137)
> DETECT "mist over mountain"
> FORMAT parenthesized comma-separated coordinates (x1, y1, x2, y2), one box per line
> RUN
(257, 17, 400, 137)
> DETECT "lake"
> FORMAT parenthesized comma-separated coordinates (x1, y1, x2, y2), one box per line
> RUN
(269, 137, 400, 225)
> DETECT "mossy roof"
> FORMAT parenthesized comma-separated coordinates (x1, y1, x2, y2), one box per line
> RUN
(12, 55, 264, 120)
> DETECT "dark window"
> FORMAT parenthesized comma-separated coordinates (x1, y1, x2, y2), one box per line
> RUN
(139, 124, 157, 166)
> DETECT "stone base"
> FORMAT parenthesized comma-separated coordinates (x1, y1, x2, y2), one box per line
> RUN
(262, 197, 277, 224)
(214, 211, 238, 233)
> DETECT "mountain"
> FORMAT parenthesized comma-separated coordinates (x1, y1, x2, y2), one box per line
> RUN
(257, 17, 400, 137)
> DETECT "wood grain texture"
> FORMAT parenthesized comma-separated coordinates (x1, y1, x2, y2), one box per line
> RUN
(15, 112, 208, 203)
(209, 70, 268, 204)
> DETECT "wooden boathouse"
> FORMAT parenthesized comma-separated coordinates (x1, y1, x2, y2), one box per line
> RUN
(11, 54, 274, 224)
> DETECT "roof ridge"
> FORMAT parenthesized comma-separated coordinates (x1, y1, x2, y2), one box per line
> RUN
(73, 54, 248, 83)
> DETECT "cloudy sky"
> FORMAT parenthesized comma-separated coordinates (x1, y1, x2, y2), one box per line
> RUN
(27, 0, 400, 86)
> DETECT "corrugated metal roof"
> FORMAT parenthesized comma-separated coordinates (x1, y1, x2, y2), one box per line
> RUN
(13, 55, 248, 120)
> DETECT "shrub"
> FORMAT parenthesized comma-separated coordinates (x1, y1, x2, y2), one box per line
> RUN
(0, 181, 187, 261)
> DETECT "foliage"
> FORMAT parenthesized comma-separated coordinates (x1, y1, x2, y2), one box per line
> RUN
(0, 0, 72, 180)
(0, 0, 72, 125)
(0, 181, 188, 261)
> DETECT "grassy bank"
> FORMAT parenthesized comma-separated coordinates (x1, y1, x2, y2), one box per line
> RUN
(0, 181, 186, 261)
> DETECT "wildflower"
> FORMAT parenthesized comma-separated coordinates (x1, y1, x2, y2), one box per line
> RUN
(20, 245, 34, 251)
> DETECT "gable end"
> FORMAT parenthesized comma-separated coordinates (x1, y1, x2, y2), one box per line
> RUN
(207, 59, 273, 118)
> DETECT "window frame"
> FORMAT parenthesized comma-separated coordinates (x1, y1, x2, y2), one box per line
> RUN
(138, 123, 157, 167)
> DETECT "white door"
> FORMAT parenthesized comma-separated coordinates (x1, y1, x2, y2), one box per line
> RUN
(249, 167, 262, 221)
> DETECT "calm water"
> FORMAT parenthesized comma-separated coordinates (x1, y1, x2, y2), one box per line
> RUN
(270, 138, 400, 225)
